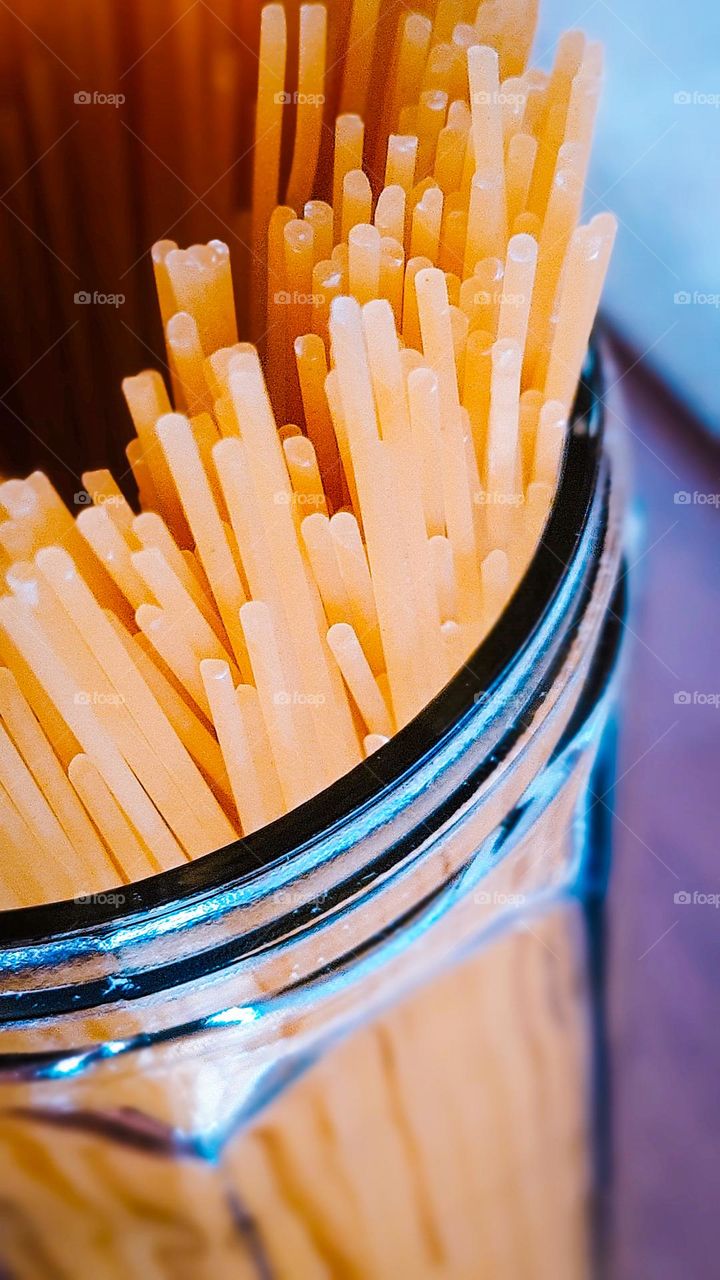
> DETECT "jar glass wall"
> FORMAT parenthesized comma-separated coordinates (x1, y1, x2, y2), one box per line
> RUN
(0, 357, 626, 1279)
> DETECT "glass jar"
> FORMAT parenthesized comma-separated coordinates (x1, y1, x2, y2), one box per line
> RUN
(0, 352, 626, 1280)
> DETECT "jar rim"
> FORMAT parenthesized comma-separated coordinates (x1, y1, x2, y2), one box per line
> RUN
(0, 348, 606, 953)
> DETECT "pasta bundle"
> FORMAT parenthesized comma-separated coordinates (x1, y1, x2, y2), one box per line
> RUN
(0, 1, 615, 906)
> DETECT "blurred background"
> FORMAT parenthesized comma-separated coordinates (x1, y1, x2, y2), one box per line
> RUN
(535, 5, 720, 1277)
(0, 2, 717, 1277)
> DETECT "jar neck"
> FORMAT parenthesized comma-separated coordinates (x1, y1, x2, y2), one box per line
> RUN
(0, 351, 625, 1043)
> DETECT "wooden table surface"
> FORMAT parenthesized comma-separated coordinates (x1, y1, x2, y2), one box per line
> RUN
(604, 336, 720, 1280)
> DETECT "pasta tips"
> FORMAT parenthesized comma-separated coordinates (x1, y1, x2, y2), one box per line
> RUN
(0, 0, 614, 906)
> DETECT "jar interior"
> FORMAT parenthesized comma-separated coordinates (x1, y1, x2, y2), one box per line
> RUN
(0, 346, 608, 955)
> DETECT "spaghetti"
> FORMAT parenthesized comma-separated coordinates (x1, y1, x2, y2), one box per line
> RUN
(0, 1, 615, 907)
